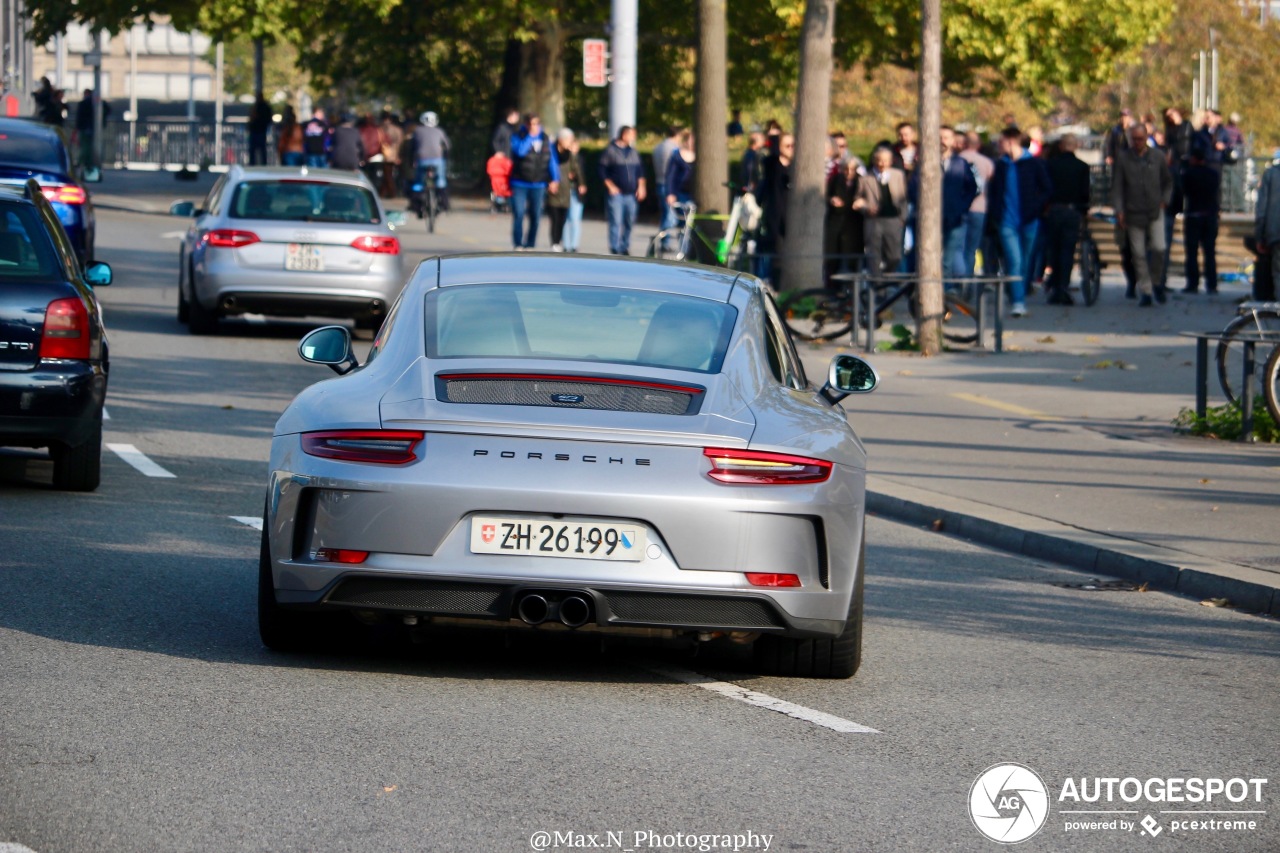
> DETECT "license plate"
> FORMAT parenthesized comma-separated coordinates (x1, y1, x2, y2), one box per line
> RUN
(470, 516, 646, 562)
(285, 243, 324, 272)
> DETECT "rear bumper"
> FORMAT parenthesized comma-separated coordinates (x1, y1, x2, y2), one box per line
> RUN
(195, 256, 404, 320)
(211, 290, 391, 322)
(0, 362, 105, 448)
(277, 573, 848, 639)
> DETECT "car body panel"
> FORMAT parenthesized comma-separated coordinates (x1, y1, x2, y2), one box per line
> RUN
(265, 254, 870, 640)
(0, 118, 95, 266)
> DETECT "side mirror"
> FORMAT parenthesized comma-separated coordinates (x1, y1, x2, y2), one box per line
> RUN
(820, 354, 878, 405)
(82, 166, 102, 184)
(298, 325, 358, 375)
(84, 261, 113, 287)
(169, 200, 197, 217)
(386, 210, 408, 228)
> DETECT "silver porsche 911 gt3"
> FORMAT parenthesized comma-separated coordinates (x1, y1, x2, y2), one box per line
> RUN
(261, 254, 879, 678)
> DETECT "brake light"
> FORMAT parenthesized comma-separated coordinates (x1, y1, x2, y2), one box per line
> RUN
(350, 235, 400, 254)
(745, 573, 802, 588)
(311, 548, 369, 564)
(41, 185, 87, 205)
(301, 430, 424, 464)
(205, 229, 260, 248)
(40, 297, 91, 359)
(703, 447, 832, 485)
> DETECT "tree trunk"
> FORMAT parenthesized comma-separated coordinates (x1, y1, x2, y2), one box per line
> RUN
(694, 0, 729, 262)
(916, 0, 944, 355)
(782, 0, 836, 292)
(518, 21, 565, 130)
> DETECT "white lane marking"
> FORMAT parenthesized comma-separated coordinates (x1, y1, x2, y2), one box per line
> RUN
(643, 663, 880, 734)
(102, 407, 110, 420)
(160, 230, 188, 239)
(0, 844, 41, 852)
(106, 443, 176, 478)
(231, 516, 264, 531)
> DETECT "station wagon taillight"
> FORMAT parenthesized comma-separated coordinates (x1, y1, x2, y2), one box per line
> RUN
(40, 297, 91, 360)
(745, 573, 802, 588)
(703, 447, 832, 485)
(205, 229, 260, 248)
(301, 430, 424, 464)
(350, 235, 400, 254)
(40, 185, 87, 205)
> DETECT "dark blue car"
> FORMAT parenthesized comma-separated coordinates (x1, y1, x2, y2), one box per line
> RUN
(0, 117, 97, 267)
(0, 180, 113, 490)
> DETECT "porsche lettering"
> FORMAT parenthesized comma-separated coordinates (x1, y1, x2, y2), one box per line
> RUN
(473, 449, 650, 466)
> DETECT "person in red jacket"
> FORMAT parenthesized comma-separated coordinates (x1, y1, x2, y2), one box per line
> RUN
(486, 149, 513, 213)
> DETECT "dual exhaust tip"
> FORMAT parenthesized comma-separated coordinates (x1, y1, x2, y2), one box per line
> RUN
(517, 593, 591, 628)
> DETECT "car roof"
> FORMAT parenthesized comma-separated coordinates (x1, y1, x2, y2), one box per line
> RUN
(225, 165, 373, 187)
(0, 117, 61, 140)
(430, 253, 747, 302)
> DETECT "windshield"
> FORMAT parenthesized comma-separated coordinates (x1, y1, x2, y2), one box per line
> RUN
(0, 203, 60, 281)
(426, 284, 737, 373)
(228, 180, 381, 223)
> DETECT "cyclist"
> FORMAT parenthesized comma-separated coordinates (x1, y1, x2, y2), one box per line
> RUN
(413, 111, 452, 211)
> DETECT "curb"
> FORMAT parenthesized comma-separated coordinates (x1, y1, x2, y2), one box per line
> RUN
(867, 479, 1280, 618)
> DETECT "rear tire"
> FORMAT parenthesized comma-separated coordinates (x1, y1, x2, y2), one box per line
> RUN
(753, 540, 864, 679)
(187, 281, 219, 335)
(940, 293, 979, 344)
(1079, 237, 1101, 306)
(258, 524, 345, 653)
(52, 415, 102, 492)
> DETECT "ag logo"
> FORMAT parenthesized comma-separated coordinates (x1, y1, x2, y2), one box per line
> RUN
(969, 763, 1050, 844)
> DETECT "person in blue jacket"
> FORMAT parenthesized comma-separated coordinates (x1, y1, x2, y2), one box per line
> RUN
(509, 114, 561, 250)
(985, 126, 1052, 317)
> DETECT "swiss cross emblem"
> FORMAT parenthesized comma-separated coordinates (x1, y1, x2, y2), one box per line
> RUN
(481, 524, 496, 544)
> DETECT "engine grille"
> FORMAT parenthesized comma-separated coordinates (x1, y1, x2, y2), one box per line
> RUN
(440, 376, 699, 415)
(326, 578, 504, 616)
(601, 591, 784, 630)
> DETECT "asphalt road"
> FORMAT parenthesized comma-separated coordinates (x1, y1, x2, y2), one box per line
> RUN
(0, 208, 1277, 853)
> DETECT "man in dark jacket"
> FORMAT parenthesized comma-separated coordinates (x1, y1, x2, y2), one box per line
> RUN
(985, 126, 1052, 316)
(328, 113, 364, 170)
(1181, 143, 1222, 294)
(248, 92, 272, 165)
(302, 108, 330, 168)
(1042, 134, 1092, 305)
(510, 113, 561, 250)
(1112, 124, 1173, 306)
(598, 125, 645, 255)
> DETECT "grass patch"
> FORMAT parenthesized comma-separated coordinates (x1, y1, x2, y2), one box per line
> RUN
(1173, 401, 1279, 442)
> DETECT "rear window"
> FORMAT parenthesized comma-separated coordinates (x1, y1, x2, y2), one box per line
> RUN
(228, 180, 381, 223)
(0, 131, 65, 172)
(426, 284, 737, 373)
(0, 203, 60, 281)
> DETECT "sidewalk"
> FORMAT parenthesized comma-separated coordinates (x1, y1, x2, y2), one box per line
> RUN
(93, 169, 1280, 616)
(792, 281, 1280, 618)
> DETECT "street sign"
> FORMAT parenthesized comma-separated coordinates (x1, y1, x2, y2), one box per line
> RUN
(583, 39, 608, 87)
(84, 50, 103, 68)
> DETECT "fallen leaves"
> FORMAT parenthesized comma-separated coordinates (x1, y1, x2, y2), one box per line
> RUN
(1036, 335, 1056, 344)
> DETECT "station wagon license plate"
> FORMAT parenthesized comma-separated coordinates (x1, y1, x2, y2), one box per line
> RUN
(285, 244, 324, 272)
(470, 516, 645, 562)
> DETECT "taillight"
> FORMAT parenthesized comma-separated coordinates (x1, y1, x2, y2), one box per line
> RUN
(311, 548, 369, 564)
(703, 447, 832, 485)
(41, 185, 87, 205)
(745, 573, 802, 588)
(40, 297, 91, 360)
(300, 430, 424, 464)
(350, 235, 400, 254)
(204, 229, 260, 248)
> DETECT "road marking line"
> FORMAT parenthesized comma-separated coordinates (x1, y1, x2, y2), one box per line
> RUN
(643, 663, 880, 734)
(102, 407, 110, 420)
(950, 392, 1063, 421)
(231, 516, 263, 531)
(106, 443, 176, 478)
(160, 230, 187, 239)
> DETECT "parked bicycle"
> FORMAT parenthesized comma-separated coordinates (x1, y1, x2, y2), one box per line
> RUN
(1216, 301, 1280, 403)
(779, 274, 979, 345)
(1076, 218, 1102, 306)
(646, 185, 758, 266)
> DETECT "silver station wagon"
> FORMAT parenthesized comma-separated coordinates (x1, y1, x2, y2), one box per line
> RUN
(174, 165, 404, 335)
(260, 254, 879, 678)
